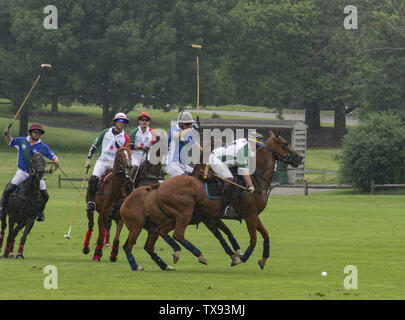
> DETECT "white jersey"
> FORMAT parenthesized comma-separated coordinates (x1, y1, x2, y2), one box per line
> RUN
(91, 127, 131, 162)
(129, 126, 156, 160)
(212, 138, 251, 169)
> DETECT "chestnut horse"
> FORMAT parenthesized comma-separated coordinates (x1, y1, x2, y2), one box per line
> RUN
(120, 130, 302, 270)
(82, 146, 132, 262)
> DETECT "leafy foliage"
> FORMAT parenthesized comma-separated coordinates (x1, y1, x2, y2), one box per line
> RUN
(339, 112, 405, 190)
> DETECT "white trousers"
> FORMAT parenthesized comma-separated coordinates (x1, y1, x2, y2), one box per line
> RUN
(11, 168, 46, 190)
(92, 160, 114, 178)
(208, 154, 233, 179)
(165, 162, 194, 177)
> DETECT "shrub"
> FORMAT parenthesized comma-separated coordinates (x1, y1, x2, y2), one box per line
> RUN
(339, 112, 405, 191)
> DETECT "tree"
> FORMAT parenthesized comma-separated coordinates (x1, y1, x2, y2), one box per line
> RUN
(339, 112, 405, 191)
(0, 0, 77, 134)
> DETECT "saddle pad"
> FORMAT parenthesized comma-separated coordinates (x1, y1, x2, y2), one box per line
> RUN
(98, 171, 113, 190)
(205, 180, 223, 199)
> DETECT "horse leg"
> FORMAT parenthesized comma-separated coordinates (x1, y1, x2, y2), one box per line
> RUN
(3, 220, 22, 258)
(104, 228, 110, 248)
(173, 215, 207, 265)
(202, 216, 238, 265)
(239, 214, 258, 264)
(215, 219, 242, 257)
(93, 214, 105, 262)
(109, 219, 123, 262)
(83, 210, 94, 255)
(256, 217, 270, 270)
(122, 227, 144, 271)
(16, 217, 35, 259)
(155, 220, 181, 264)
(144, 229, 173, 271)
(0, 215, 7, 251)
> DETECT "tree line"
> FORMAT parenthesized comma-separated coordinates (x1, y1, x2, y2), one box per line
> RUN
(0, 0, 404, 135)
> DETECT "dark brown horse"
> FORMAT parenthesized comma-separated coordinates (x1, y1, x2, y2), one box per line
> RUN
(82, 146, 132, 262)
(120, 130, 302, 270)
(1, 153, 52, 258)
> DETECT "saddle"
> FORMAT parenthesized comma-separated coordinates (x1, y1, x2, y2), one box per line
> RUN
(97, 171, 114, 190)
(203, 167, 247, 199)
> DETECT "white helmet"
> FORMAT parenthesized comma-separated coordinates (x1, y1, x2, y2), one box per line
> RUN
(177, 111, 195, 124)
(113, 112, 129, 124)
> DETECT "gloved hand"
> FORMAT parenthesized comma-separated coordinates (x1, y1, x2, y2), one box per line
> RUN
(85, 159, 91, 169)
(248, 186, 255, 193)
(194, 115, 201, 130)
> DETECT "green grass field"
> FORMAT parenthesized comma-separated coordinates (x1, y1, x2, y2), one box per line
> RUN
(0, 150, 404, 300)
(0, 108, 403, 300)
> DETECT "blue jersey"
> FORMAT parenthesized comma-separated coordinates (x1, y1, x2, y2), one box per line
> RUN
(10, 136, 56, 172)
(166, 125, 195, 165)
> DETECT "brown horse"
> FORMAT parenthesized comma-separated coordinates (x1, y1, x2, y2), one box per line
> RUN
(120, 183, 244, 271)
(120, 130, 302, 270)
(82, 146, 132, 262)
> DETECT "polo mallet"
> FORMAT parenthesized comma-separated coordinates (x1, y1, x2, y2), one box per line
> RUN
(4, 64, 52, 136)
(64, 166, 89, 239)
(189, 44, 203, 117)
(132, 149, 147, 184)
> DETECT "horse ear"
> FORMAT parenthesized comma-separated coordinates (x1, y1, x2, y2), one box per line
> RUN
(276, 129, 281, 138)
(269, 130, 275, 138)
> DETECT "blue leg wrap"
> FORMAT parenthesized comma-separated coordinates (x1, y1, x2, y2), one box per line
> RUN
(164, 235, 181, 252)
(183, 240, 201, 257)
(126, 253, 139, 271)
(241, 245, 254, 263)
(228, 235, 241, 251)
(218, 235, 233, 256)
(151, 253, 168, 270)
(263, 239, 270, 259)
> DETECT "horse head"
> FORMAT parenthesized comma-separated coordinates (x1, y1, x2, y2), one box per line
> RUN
(29, 152, 46, 178)
(264, 130, 303, 168)
(115, 146, 132, 175)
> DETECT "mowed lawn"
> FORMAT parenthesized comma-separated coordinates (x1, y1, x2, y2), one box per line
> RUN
(0, 151, 404, 300)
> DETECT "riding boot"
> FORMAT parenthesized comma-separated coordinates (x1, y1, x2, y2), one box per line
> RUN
(37, 190, 49, 222)
(221, 178, 241, 220)
(0, 182, 17, 219)
(86, 175, 99, 212)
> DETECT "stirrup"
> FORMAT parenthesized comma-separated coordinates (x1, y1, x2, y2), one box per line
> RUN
(86, 201, 96, 212)
(222, 205, 241, 221)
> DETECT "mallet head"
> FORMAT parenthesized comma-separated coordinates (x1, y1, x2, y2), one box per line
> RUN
(41, 64, 52, 68)
(189, 44, 203, 50)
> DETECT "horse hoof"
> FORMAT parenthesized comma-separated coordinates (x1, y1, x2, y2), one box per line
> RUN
(258, 259, 266, 270)
(109, 255, 117, 262)
(82, 247, 90, 255)
(198, 255, 207, 265)
(93, 256, 101, 262)
(231, 255, 242, 267)
(164, 265, 175, 271)
(172, 251, 181, 264)
(236, 249, 243, 257)
(16, 253, 24, 259)
(8, 253, 14, 258)
(136, 266, 144, 271)
(105, 243, 110, 248)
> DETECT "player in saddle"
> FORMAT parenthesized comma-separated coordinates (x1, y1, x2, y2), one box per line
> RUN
(85, 112, 131, 212)
(165, 111, 200, 177)
(129, 112, 157, 182)
(207, 132, 264, 218)
(0, 123, 59, 222)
